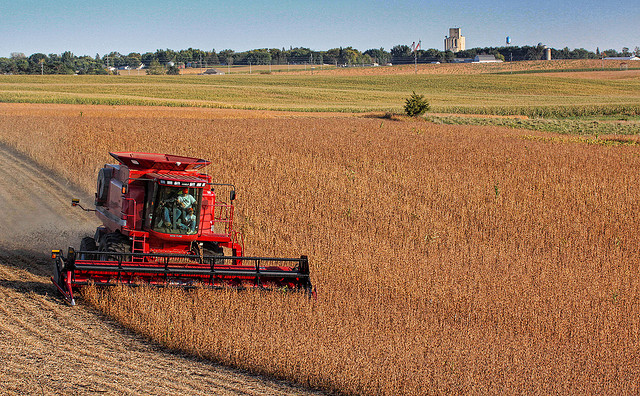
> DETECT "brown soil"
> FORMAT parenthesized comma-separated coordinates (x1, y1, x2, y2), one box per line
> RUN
(0, 142, 323, 395)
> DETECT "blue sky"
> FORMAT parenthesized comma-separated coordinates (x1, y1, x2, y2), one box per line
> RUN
(1, 0, 638, 57)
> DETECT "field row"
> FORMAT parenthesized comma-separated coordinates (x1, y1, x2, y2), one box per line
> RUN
(1, 68, 638, 116)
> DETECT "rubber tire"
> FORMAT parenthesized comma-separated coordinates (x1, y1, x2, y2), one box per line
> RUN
(99, 232, 130, 261)
(79, 236, 98, 260)
(202, 241, 224, 265)
(96, 168, 113, 206)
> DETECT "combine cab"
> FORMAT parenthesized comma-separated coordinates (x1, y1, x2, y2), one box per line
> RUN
(52, 152, 313, 305)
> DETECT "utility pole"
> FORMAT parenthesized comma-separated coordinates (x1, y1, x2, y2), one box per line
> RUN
(412, 40, 421, 74)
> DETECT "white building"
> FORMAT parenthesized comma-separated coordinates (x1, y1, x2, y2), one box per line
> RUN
(603, 56, 640, 61)
(473, 55, 502, 63)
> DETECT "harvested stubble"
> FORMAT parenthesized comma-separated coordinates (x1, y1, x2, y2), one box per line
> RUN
(1, 104, 640, 394)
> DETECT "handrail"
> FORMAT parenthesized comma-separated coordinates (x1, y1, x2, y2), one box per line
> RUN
(213, 202, 234, 236)
(122, 197, 137, 229)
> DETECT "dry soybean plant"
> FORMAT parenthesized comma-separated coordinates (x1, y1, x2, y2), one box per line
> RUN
(2, 104, 640, 394)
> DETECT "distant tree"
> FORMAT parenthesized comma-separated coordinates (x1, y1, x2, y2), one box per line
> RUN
(324, 48, 342, 65)
(155, 49, 176, 66)
(15, 58, 29, 73)
(218, 49, 234, 65)
(443, 50, 455, 62)
(634, 47, 640, 56)
(104, 51, 125, 68)
(0, 57, 14, 74)
(146, 59, 165, 75)
(288, 47, 311, 64)
(141, 52, 155, 67)
(177, 48, 194, 65)
(61, 51, 74, 65)
(364, 48, 391, 64)
(205, 50, 219, 65)
(342, 47, 360, 65)
(424, 48, 443, 61)
(455, 49, 476, 58)
(192, 48, 207, 67)
(391, 45, 411, 58)
(557, 47, 571, 59)
(268, 48, 284, 64)
(29, 53, 47, 63)
(570, 48, 595, 59)
(525, 44, 545, 60)
(246, 49, 271, 65)
(391, 45, 412, 64)
(125, 53, 142, 68)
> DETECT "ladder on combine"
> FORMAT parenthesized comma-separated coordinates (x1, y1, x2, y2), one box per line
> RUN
(130, 232, 147, 262)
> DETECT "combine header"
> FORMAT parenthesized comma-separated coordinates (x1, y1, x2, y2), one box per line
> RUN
(52, 152, 313, 305)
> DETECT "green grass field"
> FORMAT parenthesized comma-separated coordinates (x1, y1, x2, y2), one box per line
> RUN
(1, 73, 638, 116)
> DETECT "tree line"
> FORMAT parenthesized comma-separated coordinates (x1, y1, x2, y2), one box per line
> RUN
(2, 45, 638, 75)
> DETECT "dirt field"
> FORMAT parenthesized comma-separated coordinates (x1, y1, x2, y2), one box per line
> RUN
(0, 142, 324, 395)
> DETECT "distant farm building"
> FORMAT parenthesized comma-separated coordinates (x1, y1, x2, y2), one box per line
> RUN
(473, 54, 502, 63)
(445, 28, 465, 53)
(202, 68, 225, 75)
(452, 55, 502, 64)
(603, 56, 640, 61)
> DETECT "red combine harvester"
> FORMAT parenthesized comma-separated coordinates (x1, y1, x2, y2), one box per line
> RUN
(52, 152, 313, 305)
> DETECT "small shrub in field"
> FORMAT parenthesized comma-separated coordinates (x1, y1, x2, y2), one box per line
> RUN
(404, 92, 430, 117)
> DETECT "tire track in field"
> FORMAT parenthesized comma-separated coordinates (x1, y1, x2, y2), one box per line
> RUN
(0, 143, 322, 395)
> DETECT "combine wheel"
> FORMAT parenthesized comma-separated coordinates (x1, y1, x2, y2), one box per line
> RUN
(99, 232, 131, 261)
(202, 241, 224, 265)
(79, 236, 98, 260)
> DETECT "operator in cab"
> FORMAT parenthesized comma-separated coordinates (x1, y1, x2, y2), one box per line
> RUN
(162, 187, 196, 229)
